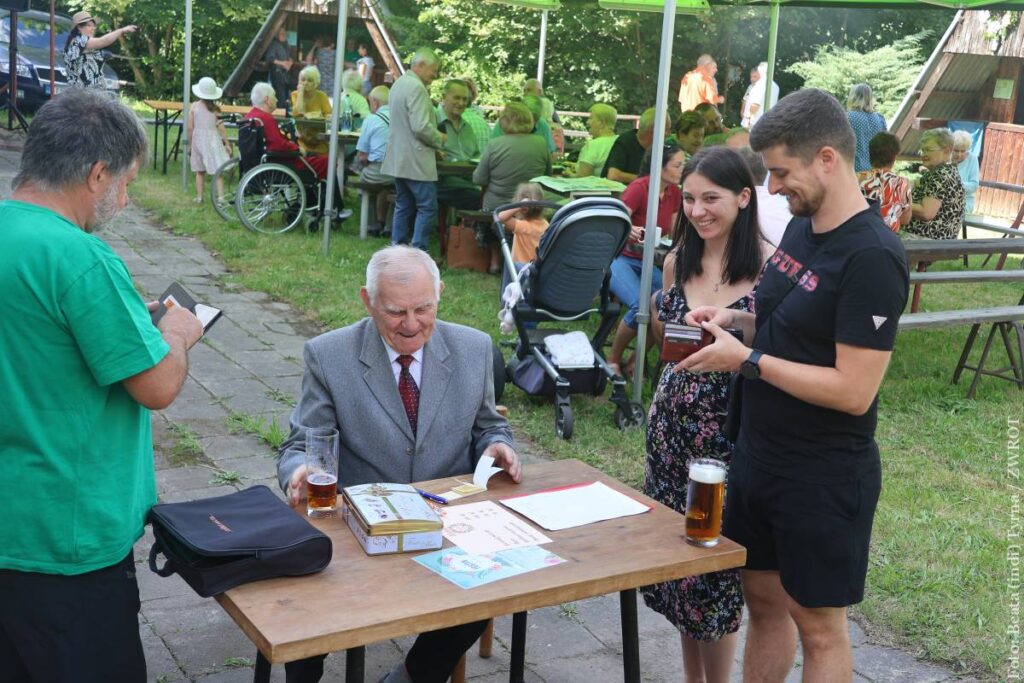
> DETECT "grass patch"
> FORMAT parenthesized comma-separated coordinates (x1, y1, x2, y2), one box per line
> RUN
(166, 422, 206, 466)
(225, 410, 288, 451)
(265, 387, 296, 407)
(131, 158, 1020, 678)
(210, 470, 242, 486)
(224, 657, 255, 668)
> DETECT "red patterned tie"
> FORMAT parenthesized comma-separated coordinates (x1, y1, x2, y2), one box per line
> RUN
(396, 354, 420, 435)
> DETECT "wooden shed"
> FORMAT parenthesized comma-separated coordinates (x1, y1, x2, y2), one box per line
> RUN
(891, 10, 1024, 219)
(223, 0, 404, 100)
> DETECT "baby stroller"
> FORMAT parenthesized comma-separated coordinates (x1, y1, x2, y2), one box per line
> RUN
(494, 197, 644, 439)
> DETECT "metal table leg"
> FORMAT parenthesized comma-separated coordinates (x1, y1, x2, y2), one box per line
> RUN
(346, 646, 365, 683)
(620, 589, 640, 683)
(509, 611, 527, 683)
(253, 650, 271, 683)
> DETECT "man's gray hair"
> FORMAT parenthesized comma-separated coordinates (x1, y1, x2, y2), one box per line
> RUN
(637, 107, 658, 133)
(369, 85, 390, 106)
(697, 54, 715, 67)
(251, 82, 276, 108)
(365, 245, 441, 305)
(342, 69, 363, 92)
(410, 48, 440, 69)
(13, 89, 147, 192)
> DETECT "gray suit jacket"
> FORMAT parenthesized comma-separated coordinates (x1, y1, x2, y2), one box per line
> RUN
(277, 318, 514, 491)
(380, 71, 443, 182)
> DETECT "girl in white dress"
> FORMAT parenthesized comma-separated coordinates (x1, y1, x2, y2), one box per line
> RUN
(189, 77, 232, 204)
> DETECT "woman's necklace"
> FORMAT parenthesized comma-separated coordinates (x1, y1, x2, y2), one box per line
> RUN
(706, 270, 726, 293)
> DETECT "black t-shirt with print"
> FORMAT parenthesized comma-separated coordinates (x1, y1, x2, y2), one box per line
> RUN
(735, 207, 909, 484)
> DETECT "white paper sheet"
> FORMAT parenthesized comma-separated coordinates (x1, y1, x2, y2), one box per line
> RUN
(500, 481, 650, 531)
(438, 501, 552, 555)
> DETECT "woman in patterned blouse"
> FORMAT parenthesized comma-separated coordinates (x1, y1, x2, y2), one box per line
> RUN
(63, 11, 136, 91)
(906, 128, 966, 240)
(857, 132, 911, 232)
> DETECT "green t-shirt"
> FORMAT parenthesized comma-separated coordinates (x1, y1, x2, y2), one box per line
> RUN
(0, 200, 169, 575)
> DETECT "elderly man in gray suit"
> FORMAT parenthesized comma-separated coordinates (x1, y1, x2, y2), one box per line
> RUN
(277, 245, 520, 683)
(381, 48, 447, 252)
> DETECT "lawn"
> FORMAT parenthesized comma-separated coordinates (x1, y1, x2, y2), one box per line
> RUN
(132, 152, 1017, 679)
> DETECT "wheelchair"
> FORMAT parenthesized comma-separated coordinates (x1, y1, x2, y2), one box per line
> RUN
(233, 118, 341, 234)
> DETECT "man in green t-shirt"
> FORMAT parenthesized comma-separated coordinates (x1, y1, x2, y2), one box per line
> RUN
(0, 90, 203, 681)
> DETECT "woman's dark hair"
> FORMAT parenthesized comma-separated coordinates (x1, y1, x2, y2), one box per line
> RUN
(639, 143, 684, 179)
(675, 146, 764, 287)
(675, 111, 706, 138)
(64, 23, 86, 53)
(868, 132, 900, 169)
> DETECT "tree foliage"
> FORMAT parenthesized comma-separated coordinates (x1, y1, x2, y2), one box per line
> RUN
(55, 0, 273, 99)
(787, 32, 930, 120)
(383, 0, 953, 126)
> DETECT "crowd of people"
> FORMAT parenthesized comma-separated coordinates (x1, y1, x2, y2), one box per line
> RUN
(14, 23, 983, 683)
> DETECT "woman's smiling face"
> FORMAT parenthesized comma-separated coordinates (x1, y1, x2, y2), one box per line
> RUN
(682, 171, 749, 243)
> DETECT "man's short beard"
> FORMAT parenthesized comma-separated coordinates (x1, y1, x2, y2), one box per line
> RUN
(88, 179, 123, 233)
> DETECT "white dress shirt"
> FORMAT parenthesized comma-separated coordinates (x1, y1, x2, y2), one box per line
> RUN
(382, 339, 424, 388)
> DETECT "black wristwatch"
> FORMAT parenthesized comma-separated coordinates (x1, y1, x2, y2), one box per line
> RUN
(740, 350, 763, 380)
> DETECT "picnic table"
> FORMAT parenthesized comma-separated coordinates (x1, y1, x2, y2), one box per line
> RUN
(143, 99, 285, 174)
(901, 237, 1024, 312)
(215, 458, 745, 683)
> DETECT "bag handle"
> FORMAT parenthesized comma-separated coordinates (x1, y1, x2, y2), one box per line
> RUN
(148, 539, 176, 578)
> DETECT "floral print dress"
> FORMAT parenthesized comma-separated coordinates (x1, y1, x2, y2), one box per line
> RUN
(640, 283, 751, 641)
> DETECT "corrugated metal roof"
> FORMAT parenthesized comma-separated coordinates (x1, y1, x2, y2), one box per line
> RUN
(891, 11, 1023, 156)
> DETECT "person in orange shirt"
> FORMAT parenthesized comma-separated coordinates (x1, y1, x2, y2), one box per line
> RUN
(678, 54, 725, 114)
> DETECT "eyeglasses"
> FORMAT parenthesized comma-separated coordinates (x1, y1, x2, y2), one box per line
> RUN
(920, 146, 941, 154)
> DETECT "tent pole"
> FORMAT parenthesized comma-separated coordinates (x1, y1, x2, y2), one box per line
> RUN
(182, 0, 192, 191)
(763, 0, 779, 114)
(323, 0, 350, 249)
(537, 9, 548, 85)
(631, 0, 676, 405)
(49, 0, 55, 100)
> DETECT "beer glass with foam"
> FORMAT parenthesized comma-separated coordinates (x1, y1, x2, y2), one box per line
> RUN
(685, 458, 726, 547)
(305, 427, 339, 518)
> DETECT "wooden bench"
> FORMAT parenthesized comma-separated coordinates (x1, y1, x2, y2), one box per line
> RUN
(347, 178, 393, 239)
(903, 238, 1024, 312)
(899, 284, 1024, 397)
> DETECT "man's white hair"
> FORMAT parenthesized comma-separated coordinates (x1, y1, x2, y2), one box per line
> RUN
(369, 85, 389, 106)
(251, 82, 276, 108)
(365, 246, 441, 305)
(697, 54, 715, 67)
(342, 69, 363, 92)
(410, 48, 440, 69)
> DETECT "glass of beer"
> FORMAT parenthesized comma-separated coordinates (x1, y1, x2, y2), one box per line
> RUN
(685, 458, 727, 547)
(305, 427, 339, 518)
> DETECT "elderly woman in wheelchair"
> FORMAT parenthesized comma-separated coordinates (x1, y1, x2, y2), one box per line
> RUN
(238, 82, 348, 233)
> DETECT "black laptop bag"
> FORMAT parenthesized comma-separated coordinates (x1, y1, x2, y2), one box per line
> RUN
(147, 485, 333, 598)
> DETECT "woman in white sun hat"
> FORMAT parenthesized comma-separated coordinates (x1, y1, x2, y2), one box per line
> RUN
(189, 77, 232, 204)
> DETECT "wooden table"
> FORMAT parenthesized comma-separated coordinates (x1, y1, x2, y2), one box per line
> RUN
(143, 100, 285, 174)
(216, 459, 745, 683)
(902, 238, 1024, 312)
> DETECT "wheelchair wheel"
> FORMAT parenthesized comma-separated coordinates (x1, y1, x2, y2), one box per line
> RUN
(236, 163, 306, 234)
(210, 157, 241, 222)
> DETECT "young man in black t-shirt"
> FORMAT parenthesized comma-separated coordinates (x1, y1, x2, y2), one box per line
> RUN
(679, 89, 908, 682)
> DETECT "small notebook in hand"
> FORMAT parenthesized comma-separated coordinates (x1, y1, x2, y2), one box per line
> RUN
(150, 282, 222, 332)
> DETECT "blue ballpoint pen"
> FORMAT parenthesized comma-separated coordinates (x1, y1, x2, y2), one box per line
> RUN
(415, 488, 449, 505)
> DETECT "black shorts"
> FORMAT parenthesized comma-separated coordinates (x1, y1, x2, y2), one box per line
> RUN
(723, 452, 881, 608)
(0, 553, 146, 683)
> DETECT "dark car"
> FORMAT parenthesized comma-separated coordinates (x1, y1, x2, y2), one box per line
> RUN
(0, 9, 120, 111)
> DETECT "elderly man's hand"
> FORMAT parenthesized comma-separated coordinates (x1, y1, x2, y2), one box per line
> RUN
(157, 304, 203, 350)
(287, 465, 309, 508)
(484, 442, 522, 483)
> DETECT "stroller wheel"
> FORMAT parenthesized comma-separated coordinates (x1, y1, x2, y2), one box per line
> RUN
(555, 404, 574, 440)
(614, 402, 645, 431)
